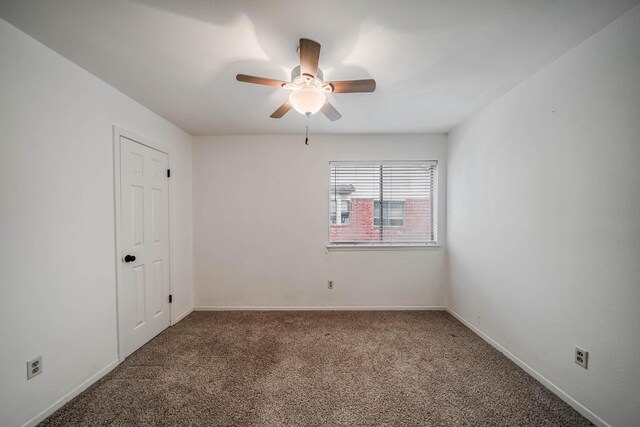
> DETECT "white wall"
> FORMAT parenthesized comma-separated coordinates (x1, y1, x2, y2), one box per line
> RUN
(0, 18, 193, 427)
(446, 6, 640, 426)
(193, 134, 446, 309)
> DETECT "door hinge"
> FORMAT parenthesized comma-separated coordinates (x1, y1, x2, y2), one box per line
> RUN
(169, 294, 173, 303)
(167, 169, 171, 178)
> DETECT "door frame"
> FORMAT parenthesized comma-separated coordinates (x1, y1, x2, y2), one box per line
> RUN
(113, 126, 175, 362)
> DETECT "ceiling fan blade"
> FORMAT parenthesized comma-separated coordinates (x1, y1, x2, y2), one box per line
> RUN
(320, 101, 342, 122)
(299, 38, 321, 77)
(328, 79, 376, 93)
(236, 74, 287, 88)
(270, 99, 292, 118)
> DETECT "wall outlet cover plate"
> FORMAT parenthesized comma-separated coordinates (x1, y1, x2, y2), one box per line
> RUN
(575, 347, 588, 369)
(27, 356, 42, 380)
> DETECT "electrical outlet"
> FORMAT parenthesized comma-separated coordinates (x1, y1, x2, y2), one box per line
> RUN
(27, 356, 42, 380)
(328, 280, 334, 289)
(575, 347, 588, 369)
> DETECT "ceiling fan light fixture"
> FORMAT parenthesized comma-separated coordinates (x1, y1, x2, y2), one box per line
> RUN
(288, 86, 326, 116)
(236, 38, 375, 121)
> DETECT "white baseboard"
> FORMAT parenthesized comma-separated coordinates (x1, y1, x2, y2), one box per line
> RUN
(172, 307, 194, 324)
(446, 308, 608, 427)
(194, 305, 447, 311)
(21, 359, 120, 427)
(20, 307, 601, 426)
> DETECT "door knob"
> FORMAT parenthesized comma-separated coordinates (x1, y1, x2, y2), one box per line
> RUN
(123, 254, 136, 263)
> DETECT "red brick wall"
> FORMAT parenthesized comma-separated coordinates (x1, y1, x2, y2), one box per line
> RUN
(330, 198, 432, 243)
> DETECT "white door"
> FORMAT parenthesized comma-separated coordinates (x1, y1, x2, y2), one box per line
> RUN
(119, 136, 171, 358)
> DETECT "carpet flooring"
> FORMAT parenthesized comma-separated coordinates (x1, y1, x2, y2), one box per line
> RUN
(40, 311, 591, 426)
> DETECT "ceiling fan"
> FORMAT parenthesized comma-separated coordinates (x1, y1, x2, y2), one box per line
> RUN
(236, 38, 376, 121)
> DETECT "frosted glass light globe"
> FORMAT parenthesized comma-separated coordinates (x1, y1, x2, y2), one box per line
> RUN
(289, 86, 326, 116)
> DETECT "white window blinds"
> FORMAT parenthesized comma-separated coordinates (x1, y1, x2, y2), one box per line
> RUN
(329, 161, 437, 245)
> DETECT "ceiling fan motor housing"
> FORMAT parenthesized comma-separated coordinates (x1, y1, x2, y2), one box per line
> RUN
(286, 66, 332, 94)
(290, 65, 323, 82)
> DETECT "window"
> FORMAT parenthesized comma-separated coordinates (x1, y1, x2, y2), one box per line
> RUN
(329, 161, 437, 245)
(374, 201, 404, 226)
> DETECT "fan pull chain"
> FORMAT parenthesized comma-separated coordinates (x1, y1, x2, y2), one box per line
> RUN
(305, 115, 310, 145)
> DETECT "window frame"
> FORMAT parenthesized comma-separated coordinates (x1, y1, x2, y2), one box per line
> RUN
(327, 160, 439, 248)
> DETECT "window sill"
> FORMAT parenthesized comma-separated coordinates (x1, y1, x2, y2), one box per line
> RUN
(326, 243, 442, 251)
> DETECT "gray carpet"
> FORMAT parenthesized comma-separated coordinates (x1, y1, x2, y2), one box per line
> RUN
(41, 311, 591, 426)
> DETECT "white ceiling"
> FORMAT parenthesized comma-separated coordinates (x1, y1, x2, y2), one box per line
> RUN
(1, 0, 637, 135)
